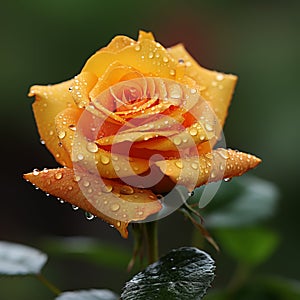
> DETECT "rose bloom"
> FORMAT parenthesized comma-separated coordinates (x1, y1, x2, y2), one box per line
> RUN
(24, 31, 261, 238)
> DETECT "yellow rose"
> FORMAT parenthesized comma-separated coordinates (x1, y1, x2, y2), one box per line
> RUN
(24, 31, 261, 238)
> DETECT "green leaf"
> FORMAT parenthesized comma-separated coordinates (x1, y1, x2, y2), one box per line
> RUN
(214, 227, 279, 265)
(0, 241, 47, 276)
(121, 247, 215, 300)
(55, 289, 119, 300)
(187, 175, 279, 228)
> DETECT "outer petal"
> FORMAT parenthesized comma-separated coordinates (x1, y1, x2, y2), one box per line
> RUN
(155, 149, 261, 191)
(167, 44, 237, 127)
(28, 80, 77, 167)
(24, 167, 162, 238)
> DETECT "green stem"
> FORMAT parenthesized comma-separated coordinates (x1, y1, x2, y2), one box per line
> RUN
(144, 221, 159, 264)
(36, 273, 61, 296)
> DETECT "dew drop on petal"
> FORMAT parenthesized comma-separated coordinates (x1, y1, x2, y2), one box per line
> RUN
(120, 185, 134, 195)
(33, 168, 39, 176)
(74, 175, 81, 182)
(55, 172, 63, 180)
(40, 138, 45, 145)
(224, 177, 232, 182)
(173, 136, 182, 146)
(110, 203, 120, 212)
(175, 161, 183, 169)
(189, 128, 198, 136)
(103, 185, 113, 193)
(72, 205, 79, 211)
(100, 155, 110, 165)
(86, 142, 98, 153)
(58, 131, 66, 139)
(77, 153, 84, 161)
(85, 211, 95, 220)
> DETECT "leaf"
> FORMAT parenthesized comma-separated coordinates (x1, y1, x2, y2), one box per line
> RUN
(0, 241, 47, 276)
(214, 227, 279, 265)
(187, 175, 279, 228)
(55, 289, 119, 300)
(121, 247, 215, 300)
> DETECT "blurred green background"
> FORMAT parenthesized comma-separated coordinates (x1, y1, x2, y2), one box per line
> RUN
(0, 0, 299, 299)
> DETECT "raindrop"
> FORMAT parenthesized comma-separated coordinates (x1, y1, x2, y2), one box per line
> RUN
(189, 128, 198, 136)
(175, 161, 183, 169)
(188, 191, 194, 197)
(55, 172, 63, 180)
(85, 211, 95, 220)
(100, 155, 110, 165)
(77, 153, 84, 161)
(58, 131, 66, 139)
(83, 180, 90, 187)
(103, 185, 113, 193)
(224, 177, 232, 182)
(33, 169, 39, 176)
(110, 203, 120, 212)
(205, 123, 214, 132)
(148, 52, 154, 59)
(169, 69, 175, 76)
(72, 205, 79, 210)
(173, 136, 182, 146)
(86, 142, 98, 153)
(216, 73, 224, 81)
(120, 185, 134, 195)
(191, 162, 199, 170)
(74, 175, 81, 182)
(162, 56, 169, 63)
(40, 138, 45, 145)
(43, 168, 49, 173)
(135, 45, 141, 51)
(68, 124, 76, 131)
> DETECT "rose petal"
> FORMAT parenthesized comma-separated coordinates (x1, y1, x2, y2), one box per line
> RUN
(23, 167, 162, 238)
(82, 34, 180, 80)
(155, 148, 261, 191)
(70, 72, 98, 109)
(55, 108, 151, 178)
(28, 80, 77, 167)
(167, 44, 237, 127)
(102, 35, 135, 52)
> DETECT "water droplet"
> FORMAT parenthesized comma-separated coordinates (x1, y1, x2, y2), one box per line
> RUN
(45, 193, 49, 196)
(49, 130, 54, 136)
(58, 131, 66, 139)
(188, 191, 194, 197)
(85, 211, 95, 220)
(116, 221, 121, 227)
(86, 142, 98, 153)
(120, 185, 134, 195)
(135, 44, 141, 51)
(33, 169, 39, 176)
(173, 136, 182, 146)
(219, 150, 229, 159)
(189, 128, 198, 136)
(55, 172, 63, 180)
(148, 195, 156, 200)
(137, 211, 144, 216)
(163, 56, 169, 63)
(72, 205, 79, 210)
(83, 180, 90, 187)
(148, 52, 154, 59)
(40, 138, 45, 145)
(175, 161, 183, 169)
(103, 184, 113, 193)
(205, 123, 214, 132)
(224, 177, 232, 182)
(68, 124, 76, 131)
(169, 69, 175, 76)
(191, 162, 198, 170)
(216, 73, 224, 81)
(77, 153, 84, 161)
(100, 155, 110, 165)
(110, 203, 120, 212)
(210, 170, 217, 178)
(74, 175, 81, 182)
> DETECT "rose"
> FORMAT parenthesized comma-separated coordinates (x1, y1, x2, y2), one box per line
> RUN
(24, 31, 261, 238)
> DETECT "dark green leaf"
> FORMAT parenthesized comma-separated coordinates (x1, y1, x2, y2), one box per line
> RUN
(0, 241, 47, 275)
(121, 247, 215, 300)
(55, 289, 119, 300)
(187, 175, 279, 228)
(214, 227, 279, 265)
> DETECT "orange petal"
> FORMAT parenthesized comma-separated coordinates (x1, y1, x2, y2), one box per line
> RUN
(24, 167, 162, 238)
(155, 148, 261, 191)
(55, 108, 150, 178)
(28, 80, 77, 167)
(82, 35, 181, 80)
(70, 72, 98, 108)
(167, 44, 237, 127)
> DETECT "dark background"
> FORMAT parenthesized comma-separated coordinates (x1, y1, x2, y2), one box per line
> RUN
(0, 0, 299, 298)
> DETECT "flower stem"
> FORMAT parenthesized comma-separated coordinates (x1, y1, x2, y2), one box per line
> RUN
(36, 273, 61, 296)
(144, 221, 159, 264)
